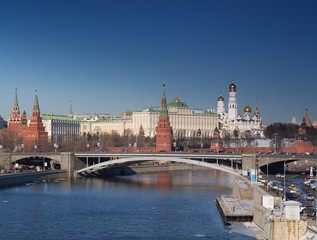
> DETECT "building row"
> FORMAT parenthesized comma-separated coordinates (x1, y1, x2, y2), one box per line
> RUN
(1, 82, 267, 148)
(42, 81, 265, 142)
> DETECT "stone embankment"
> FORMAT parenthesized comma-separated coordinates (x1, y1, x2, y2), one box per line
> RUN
(233, 179, 317, 240)
(0, 170, 67, 188)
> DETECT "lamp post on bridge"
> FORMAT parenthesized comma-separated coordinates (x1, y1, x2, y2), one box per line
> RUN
(54, 143, 58, 152)
(42, 155, 45, 171)
(266, 154, 269, 192)
(273, 132, 278, 153)
(283, 160, 286, 201)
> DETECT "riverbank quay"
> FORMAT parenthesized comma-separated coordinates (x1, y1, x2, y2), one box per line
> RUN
(221, 176, 317, 239)
(249, 181, 317, 239)
(0, 170, 67, 188)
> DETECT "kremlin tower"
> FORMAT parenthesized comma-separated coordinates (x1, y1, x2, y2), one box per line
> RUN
(7, 89, 48, 150)
(8, 88, 21, 131)
(22, 90, 48, 144)
(155, 84, 173, 152)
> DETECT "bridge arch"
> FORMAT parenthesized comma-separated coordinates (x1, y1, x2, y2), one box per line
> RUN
(8, 155, 61, 171)
(77, 156, 242, 178)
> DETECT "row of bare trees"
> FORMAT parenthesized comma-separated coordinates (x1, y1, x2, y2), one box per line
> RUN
(0, 128, 217, 153)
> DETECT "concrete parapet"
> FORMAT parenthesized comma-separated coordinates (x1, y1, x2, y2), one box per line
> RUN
(269, 218, 308, 240)
(300, 225, 317, 239)
(252, 183, 283, 230)
(233, 180, 253, 200)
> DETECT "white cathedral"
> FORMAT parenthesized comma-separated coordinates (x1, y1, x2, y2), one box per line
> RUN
(217, 81, 264, 138)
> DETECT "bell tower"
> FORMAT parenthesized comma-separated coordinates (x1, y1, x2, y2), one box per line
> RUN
(228, 80, 237, 121)
(155, 84, 172, 152)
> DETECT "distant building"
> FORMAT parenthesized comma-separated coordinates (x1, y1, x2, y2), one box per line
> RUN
(301, 108, 312, 127)
(41, 114, 80, 143)
(0, 115, 7, 129)
(291, 109, 317, 129)
(290, 113, 297, 125)
(217, 81, 264, 138)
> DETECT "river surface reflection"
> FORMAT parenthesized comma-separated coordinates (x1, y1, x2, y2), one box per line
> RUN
(0, 169, 260, 239)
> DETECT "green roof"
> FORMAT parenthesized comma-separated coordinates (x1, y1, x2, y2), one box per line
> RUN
(168, 96, 188, 108)
(42, 113, 75, 121)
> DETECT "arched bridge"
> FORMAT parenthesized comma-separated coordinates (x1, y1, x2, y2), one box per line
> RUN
(75, 153, 243, 177)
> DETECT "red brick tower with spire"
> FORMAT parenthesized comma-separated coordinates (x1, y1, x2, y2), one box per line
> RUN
(8, 88, 21, 131)
(156, 84, 173, 152)
(22, 90, 48, 145)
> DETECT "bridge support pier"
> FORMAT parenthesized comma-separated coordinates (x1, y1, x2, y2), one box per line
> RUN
(242, 154, 257, 182)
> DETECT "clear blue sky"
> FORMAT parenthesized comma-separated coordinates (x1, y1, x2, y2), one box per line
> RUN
(0, 0, 316, 125)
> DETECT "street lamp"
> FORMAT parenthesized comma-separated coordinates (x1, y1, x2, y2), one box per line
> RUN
(43, 155, 45, 171)
(294, 134, 298, 154)
(197, 128, 202, 152)
(54, 143, 58, 152)
(266, 155, 269, 192)
(273, 132, 278, 153)
(315, 169, 317, 221)
(283, 160, 287, 201)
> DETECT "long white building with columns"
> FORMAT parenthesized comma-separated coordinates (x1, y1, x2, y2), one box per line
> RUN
(73, 95, 218, 139)
(42, 91, 218, 141)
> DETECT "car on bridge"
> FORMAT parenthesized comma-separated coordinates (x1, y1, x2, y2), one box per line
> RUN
(301, 205, 316, 218)
(306, 193, 315, 201)
(285, 192, 299, 201)
(303, 178, 316, 186)
(275, 173, 285, 178)
(257, 176, 267, 184)
(271, 181, 284, 192)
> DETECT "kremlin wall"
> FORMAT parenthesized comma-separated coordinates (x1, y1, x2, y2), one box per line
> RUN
(0, 82, 316, 154)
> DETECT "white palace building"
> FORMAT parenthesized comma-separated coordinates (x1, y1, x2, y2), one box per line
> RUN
(42, 89, 218, 141)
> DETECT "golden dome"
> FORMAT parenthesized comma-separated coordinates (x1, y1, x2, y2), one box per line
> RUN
(244, 105, 251, 113)
(173, 96, 180, 102)
(229, 81, 236, 92)
(217, 95, 224, 101)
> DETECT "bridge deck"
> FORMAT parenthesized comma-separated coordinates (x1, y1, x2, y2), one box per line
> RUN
(216, 197, 253, 224)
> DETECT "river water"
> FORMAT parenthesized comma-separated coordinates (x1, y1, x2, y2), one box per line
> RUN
(0, 169, 260, 239)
